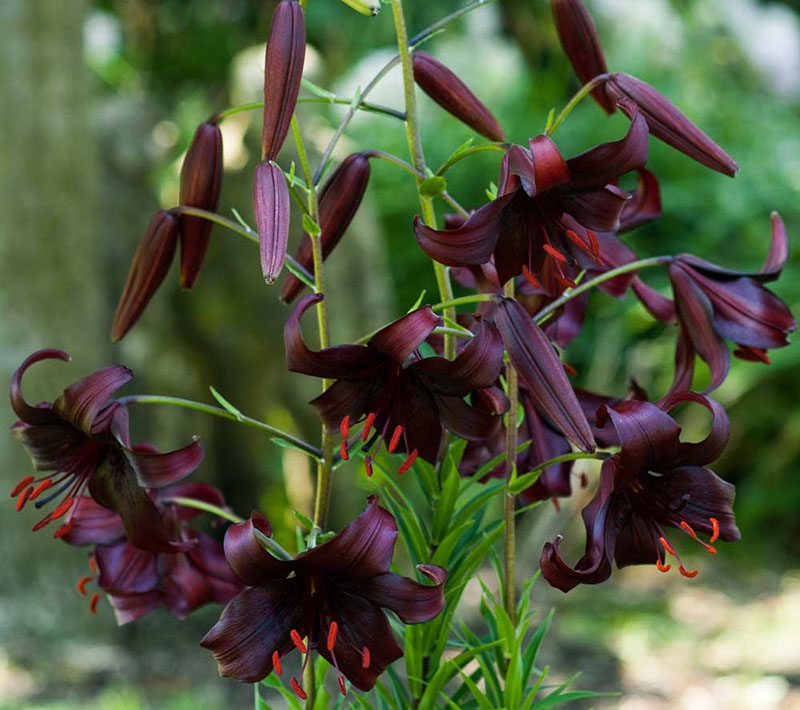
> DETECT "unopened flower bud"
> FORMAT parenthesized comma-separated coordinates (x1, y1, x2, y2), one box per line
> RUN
(412, 52, 505, 142)
(550, 0, 614, 113)
(281, 152, 371, 303)
(254, 160, 291, 283)
(262, 0, 306, 160)
(111, 210, 179, 342)
(606, 72, 739, 177)
(178, 119, 223, 289)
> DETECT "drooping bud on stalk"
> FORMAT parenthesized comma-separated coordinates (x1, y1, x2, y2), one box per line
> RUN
(111, 209, 179, 342)
(606, 73, 739, 177)
(254, 160, 291, 283)
(412, 52, 505, 142)
(281, 152, 371, 303)
(550, 0, 614, 114)
(262, 0, 306, 160)
(178, 119, 223, 288)
(338, 0, 381, 16)
(494, 297, 596, 452)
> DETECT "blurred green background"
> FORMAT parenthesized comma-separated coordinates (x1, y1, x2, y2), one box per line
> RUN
(1, 0, 798, 708)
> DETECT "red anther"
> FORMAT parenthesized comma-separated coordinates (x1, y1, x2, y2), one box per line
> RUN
(580, 473, 588, 489)
(327, 621, 339, 651)
(77, 576, 92, 596)
(397, 449, 418, 475)
(290, 677, 307, 701)
(388, 425, 403, 453)
(16, 487, 32, 512)
(31, 513, 54, 532)
(553, 269, 576, 289)
(361, 412, 376, 442)
(586, 230, 601, 260)
(53, 521, 74, 539)
(552, 498, 561, 513)
(679, 521, 698, 540)
(51, 498, 74, 520)
(563, 362, 578, 377)
(339, 440, 350, 461)
(28, 478, 54, 501)
(521, 265, 541, 289)
(88, 555, 98, 574)
(702, 542, 717, 555)
(290, 629, 307, 654)
(659, 536, 676, 556)
(361, 647, 371, 669)
(564, 229, 589, 252)
(364, 457, 373, 477)
(679, 566, 699, 579)
(272, 651, 283, 676)
(656, 559, 672, 573)
(89, 592, 100, 614)
(709, 518, 720, 543)
(10, 476, 35, 498)
(338, 675, 347, 696)
(339, 415, 350, 439)
(543, 244, 568, 263)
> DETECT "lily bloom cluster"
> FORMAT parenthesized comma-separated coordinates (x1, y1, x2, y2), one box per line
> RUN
(8, 0, 797, 703)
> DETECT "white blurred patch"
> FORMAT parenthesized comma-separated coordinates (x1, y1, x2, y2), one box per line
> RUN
(594, 0, 685, 61)
(83, 11, 122, 66)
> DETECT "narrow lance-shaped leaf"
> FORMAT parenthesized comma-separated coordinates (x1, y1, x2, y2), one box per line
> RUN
(494, 297, 595, 452)
(254, 161, 291, 283)
(262, 0, 306, 160)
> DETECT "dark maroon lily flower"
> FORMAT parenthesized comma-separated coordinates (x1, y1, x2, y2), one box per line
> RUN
(541, 392, 740, 592)
(661, 212, 796, 393)
(179, 119, 224, 289)
(285, 294, 506, 468)
(201, 496, 446, 694)
(9, 350, 203, 552)
(414, 99, 648, 292)
(68, 482, 241, 624)
(281, 152, 372, 303)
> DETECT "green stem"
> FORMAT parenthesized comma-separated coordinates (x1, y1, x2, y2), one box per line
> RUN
(534, 256, 672, 324)
(162, 496, 244, 524)
(546, 74, 610, 137)
(216, 97, 405, 123)
(502, 279, 518, 625)
(432, 294, 495, 311)
(509, 452, 610, 495)
(171, 205, 316, 290)
(392, 0, 457, 360)
(117, 395, 322, 459)
(434, 142, 507, 176)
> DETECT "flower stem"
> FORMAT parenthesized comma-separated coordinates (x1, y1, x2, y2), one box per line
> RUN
(216, 97, 405, 123)
(502, 279, 518, 625)
(546, 74, 610, 137)
(533, 256, 672, 324)
(432, 294, 495, 311)
(392, 0, 457, 360)
(291, 118, 336, 538)
(434, 142, 507, 177)
(118, 395, 323, 460)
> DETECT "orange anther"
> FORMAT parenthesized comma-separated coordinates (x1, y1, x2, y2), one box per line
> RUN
(29, 478, 53, 501)
(339, 441, 349, 461)
(53, 521, 74, 539)
(338, 675, 347, 696)
(16, 487, 32, 511)
(51, 498, 74, 520)
(77, 576, 92, 596)
(272, 651, 282, 676)
(397, 449, 418, 475)
(659, 536, 676, 556)
(290, 677, 307, 700)
(10, 476, 35, 498)
(32, 513, 54, 532)
(563, 363, 577, 377)
(364, 457, 373, 477)
(388, 425, 403, 453)
(543, 244, 567, 263)
(656, 559, 672, 573)
(339, 415, 350, 439)
(88, 555, 98, 573)
(361, 413, 376, 442)
(327, 621, 339, 651)
(680, 521, 698, 540)
(89, 592, 100, 614)
(361, 647, 371, 669)
(586, 230, 601, 260)
(290, 629, 307, 654)
(709, 518, 720, 544)
(679, 566, 699, 579)
(522, 265, 541, 289)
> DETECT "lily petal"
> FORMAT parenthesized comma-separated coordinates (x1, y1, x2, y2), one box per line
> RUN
(529, 135, 572, 194)
(223, 512, 290, 586)
(558, 184, 629, 232)
(368, 307, 442, 364)
(61, 496, 126, 546)
(660, 391, 729, 467)
(54, 366, 133, 436)
(9, 349, 70, 426)
(127, 438, 204, 489)
(436, 393, 504, 441)
(95, 541, 159, 595)
(619, 169, 662, 233)
(349, 565, 446, 624)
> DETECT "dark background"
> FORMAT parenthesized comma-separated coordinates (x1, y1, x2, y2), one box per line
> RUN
(1, 0, 798, 708)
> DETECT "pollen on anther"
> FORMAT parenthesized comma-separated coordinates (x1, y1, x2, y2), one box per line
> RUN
(11, 476, 35, 498)
(77, 576, 92, 596)
(51, 498, 74, 520)
(290, 677, 307, 701)
(397, 449, 418, 475)
(543, 244, 568, 263)
(290, 629, 307, 654)
(327, 621, 339, 651)
(272, 651, 283, 676)
(659, 536, 676, 556)
(388, 425, 403, 453)
(339, 415, 350, 439)
(29, 478, 54, 501)
(339, 440, 349, 461)
(679, 565, 699, 579)
(679, 521, 698, 540)
(361, 646, 371, 669)
(709, 517, 720, 544)
(656, 559, 671, 573)
(89, 592, 100, 614)
(361, 412, 376, 442)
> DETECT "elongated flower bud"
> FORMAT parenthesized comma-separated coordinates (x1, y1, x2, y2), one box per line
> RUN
(281, 152, 371, 303)
(254, 160, 291, 283)
(111, 210, 179, 342)
(412, 52, 505, 142)
(494, 297, 595, 452)
(178, 120, 223, 289)
(262, 0, 305, 160)
(550, 0, 614, 114)
(606, 73, 738, 177)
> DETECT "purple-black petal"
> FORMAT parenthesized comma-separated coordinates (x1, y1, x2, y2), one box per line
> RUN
(224, 512, 290, 586)
(54, 365, 133, 436)
(127, 438, 204, 489)
(368, 306, 442, 364)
